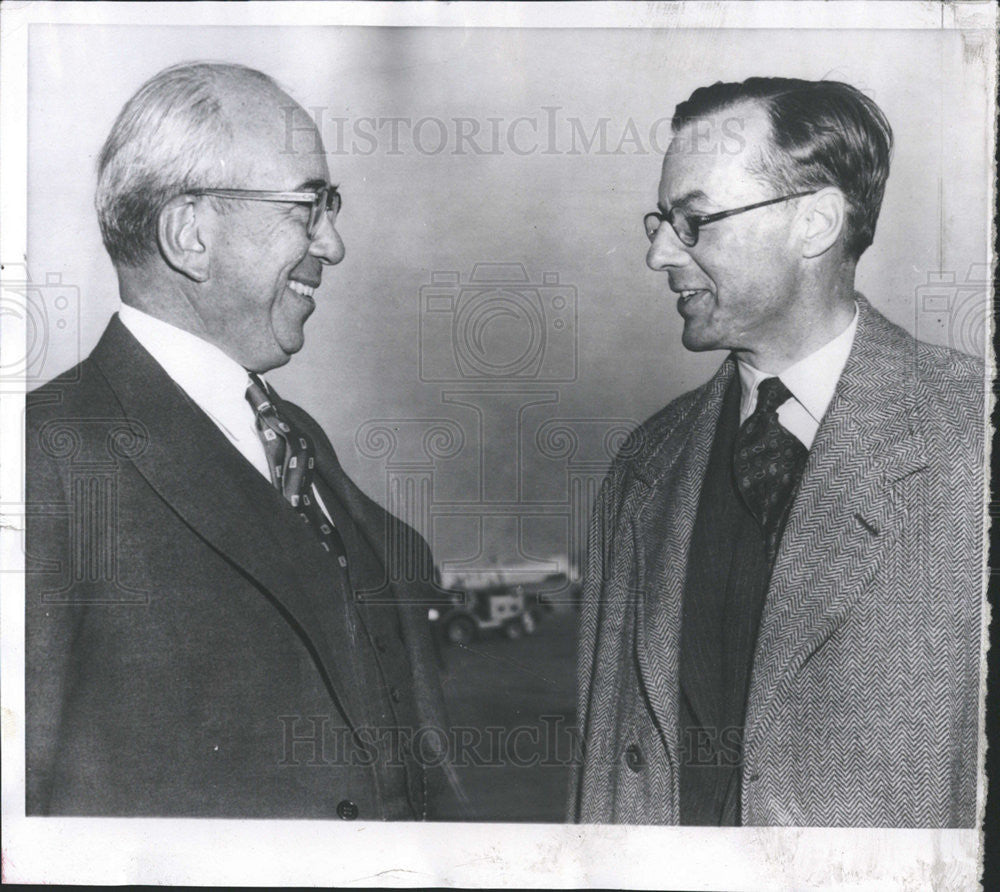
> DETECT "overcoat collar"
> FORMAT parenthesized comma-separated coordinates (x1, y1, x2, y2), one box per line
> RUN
(633, 358, 735, 768)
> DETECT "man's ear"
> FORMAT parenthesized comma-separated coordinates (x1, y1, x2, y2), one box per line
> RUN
(157, 196, 211, 282)
(799, 187, 846, 259)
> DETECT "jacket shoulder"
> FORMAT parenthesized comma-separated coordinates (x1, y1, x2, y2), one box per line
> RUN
(609, 371, 723, 480)
(27, 358, 117, 429)
(863, 301, 985, 419)
(912, 338, 985, 387)
(906, 336, 986, 435)
(26, 358, 126, 479)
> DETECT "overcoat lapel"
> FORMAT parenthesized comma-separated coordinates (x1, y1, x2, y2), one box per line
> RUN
(91, 316, 368, 732)
(743, 298, 928, 754)
(634, 359, 737, 759)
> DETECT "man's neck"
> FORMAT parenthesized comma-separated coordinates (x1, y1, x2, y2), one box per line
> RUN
(118, 267, 214, 344)
(738, 271, 857, 373)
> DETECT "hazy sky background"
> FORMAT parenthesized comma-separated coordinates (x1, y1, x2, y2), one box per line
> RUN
(26, 25, 991, 579)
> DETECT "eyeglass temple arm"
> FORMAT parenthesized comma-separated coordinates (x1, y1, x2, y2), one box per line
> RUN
(697, 191, 816, 224)
(192, 189, 322, 202)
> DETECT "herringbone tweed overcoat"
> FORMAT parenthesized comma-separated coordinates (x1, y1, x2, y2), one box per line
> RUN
(568, 297, 985, 827)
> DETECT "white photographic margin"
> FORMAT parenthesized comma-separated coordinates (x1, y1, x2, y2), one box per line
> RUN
(1, 2, 995, 888)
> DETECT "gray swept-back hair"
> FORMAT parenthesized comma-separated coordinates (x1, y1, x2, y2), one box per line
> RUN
(96, 61, 281, 267)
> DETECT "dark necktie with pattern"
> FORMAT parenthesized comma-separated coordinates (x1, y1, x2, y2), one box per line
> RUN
(245, 373, 350, 570)
(733, 376, 808, 560)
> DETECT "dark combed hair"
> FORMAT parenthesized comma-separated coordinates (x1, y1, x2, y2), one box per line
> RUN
(673, 77, 893, 260)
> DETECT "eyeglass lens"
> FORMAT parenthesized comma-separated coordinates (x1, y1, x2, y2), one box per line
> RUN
(308, 187, 341, 237)
(645, 210, 697, 247)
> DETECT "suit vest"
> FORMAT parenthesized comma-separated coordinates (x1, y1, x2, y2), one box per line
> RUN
(678, 375, 773, 825)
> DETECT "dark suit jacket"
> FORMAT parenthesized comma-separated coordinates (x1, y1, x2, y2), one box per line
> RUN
(26, 315, 455, 819)
(569, 297, 985, 826)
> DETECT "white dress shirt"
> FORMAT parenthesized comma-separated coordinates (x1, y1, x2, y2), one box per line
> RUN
(736, 303, 859, 450)
(118, 304, 334, 522)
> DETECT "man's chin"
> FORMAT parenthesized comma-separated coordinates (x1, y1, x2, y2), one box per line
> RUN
(247, 352, 292, 374)
(248, 337, 300, 373)
(680, 324, 719, 353)
(271, 322, 308, 363)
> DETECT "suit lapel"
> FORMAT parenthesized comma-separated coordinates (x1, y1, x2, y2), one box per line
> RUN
(634, 359, 736, 759)
(278, 394, 455, 774)
(744, 298, 928, 752)
(91, 316, 367, 732)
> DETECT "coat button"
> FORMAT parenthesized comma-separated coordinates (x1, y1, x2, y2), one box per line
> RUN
(374, 635, 388, 653)
(624, 744, 645, 772)
(337, 799, 358, 820)
(389, 686, 402, 703)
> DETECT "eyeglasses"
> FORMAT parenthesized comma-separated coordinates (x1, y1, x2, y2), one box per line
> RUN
(190, 184, 341, 239)
(643, 191, 815, 247)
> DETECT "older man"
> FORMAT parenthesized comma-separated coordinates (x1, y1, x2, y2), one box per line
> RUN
(569, 78, 984, 826)
(26, 62, 453, 819)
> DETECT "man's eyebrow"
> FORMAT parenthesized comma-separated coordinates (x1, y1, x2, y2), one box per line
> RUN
(660, 189, 711, 213)
(296, 178, 330, 191)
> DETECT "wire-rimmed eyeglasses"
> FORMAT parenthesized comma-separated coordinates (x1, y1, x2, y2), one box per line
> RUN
(190, 184, 341, 239)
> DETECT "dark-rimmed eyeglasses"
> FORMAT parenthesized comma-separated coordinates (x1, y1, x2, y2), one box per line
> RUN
(190, 185, 341, 239)
(644, 191, 815, 247)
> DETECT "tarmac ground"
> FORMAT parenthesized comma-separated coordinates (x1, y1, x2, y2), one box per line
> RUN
(437, 607, 579, 822)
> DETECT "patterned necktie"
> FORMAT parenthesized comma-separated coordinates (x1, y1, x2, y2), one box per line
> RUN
(733, 376, 808, 559)
(245, 373, 349, 570)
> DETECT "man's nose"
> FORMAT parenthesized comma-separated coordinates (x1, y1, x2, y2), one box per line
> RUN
(308, 212, 345, 265)
(646, 224, 691, 271)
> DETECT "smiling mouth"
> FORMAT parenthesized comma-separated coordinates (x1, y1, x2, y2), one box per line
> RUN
(676, 288, 712, 306)
(287, 280, 317, 299)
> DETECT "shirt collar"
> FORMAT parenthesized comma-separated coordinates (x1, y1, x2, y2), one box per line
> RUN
(117, 304, 260, 438)
(737, 301, 859, 423)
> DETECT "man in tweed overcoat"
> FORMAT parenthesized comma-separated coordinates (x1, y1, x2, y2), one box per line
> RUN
(569, 78, 985, 827)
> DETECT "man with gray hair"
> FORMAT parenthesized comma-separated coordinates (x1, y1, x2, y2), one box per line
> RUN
(26, 62, 454, 819)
